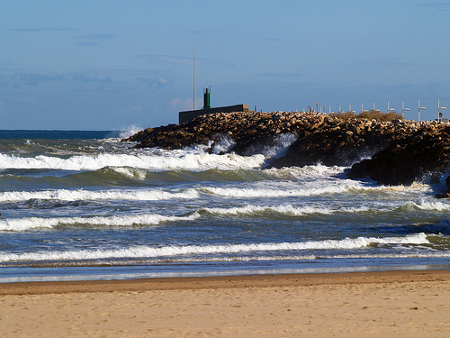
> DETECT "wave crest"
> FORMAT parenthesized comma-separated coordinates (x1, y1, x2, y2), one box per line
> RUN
(0, 233, 430, 263)
(0, 151, 266, 172)
(0, 213, 200, 232)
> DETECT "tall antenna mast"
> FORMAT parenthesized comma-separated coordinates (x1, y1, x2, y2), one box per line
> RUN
(193, 49, 196, 110)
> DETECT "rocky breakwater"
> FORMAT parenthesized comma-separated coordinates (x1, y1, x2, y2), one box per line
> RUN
(348, 122, 450, 190)
(125, 111, 450, 194)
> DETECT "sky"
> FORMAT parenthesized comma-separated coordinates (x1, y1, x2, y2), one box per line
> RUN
(1, 0, 449, 130)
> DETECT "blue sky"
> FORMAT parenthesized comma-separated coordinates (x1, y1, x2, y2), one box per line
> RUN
(1, 0, 449, 130)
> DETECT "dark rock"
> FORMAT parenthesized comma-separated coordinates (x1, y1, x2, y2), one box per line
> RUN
(435, 192, 450, 199)
(348, 126, 450, 185)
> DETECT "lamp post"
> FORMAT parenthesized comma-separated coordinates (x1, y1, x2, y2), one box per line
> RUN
(387, 101, 395, 114)
(418, 100, 426, 121)
(401, 101, 410, 118)
(193, 49, 196, 110)
(437, 99, 446, 122)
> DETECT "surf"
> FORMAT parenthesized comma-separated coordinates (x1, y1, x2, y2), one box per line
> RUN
(0, 233, 432, 264)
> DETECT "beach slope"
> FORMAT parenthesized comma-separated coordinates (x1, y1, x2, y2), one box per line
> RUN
(1, 270, 449, 337)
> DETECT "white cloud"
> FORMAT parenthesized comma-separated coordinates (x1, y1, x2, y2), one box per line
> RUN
(124, 105, 142, 114)
(138, 77, 173, 90)
(0, 73, 66, 87)
(7, 27, 76, 32)
(72, 74, 113, 84)
(135, 54, 193, 65)
(170, 97, 202, 111)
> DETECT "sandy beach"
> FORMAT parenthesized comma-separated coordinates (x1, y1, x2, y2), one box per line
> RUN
(0, 270, 449, 337)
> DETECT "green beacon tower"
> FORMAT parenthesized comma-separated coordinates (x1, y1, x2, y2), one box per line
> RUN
(203, 87, 211, 109)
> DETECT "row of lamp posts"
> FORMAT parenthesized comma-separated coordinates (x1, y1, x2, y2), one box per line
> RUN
(314, 100, 446, 121)
(393, 100, 446, 122)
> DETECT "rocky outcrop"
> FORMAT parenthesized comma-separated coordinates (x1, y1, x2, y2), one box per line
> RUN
(348, 125, 450, 185)
(125, 111, 450, 189)
(127, 111, 303, 152)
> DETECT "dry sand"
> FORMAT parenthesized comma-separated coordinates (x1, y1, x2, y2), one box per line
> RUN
(0, 270, 449, 337)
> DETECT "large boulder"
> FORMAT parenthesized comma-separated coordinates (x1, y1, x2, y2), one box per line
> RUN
(348, 127, 450, 185)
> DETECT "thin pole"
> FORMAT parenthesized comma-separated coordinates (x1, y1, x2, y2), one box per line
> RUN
(193, 49, 196, 110)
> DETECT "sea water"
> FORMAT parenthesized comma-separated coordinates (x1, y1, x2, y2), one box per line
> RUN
(0, 130, 449, 283)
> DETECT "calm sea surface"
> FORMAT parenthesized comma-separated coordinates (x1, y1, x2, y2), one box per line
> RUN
(0, 130, 449, 282)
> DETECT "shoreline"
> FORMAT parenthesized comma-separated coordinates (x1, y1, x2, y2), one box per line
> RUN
(1, 269, 449, 336)
(2, 269, 449, 295)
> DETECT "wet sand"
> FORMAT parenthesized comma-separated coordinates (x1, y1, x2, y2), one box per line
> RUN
(1, 270, 449, 337)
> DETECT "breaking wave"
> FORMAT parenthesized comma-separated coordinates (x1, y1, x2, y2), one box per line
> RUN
(0, 213, 200, 232)
(119, 125, 144, 139)
(201, 182, 431, 199)
(0, 233, 431, 263)
(0, 152, 266, 172)
(0, 188, 199, 203)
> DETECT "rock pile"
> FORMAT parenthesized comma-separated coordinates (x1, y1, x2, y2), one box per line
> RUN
(125, 111, 450, 191)
(348, 124, 450, 185)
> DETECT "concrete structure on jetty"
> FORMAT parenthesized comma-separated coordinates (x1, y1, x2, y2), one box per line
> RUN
(179, 87, 248, 124)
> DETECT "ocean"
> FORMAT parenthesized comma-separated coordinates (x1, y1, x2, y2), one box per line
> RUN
(0, 129, 449, 283)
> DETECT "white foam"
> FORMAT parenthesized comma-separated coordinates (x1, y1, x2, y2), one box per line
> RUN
(104, 251, 450, 264)
(210, 136, 236, 154)
(202, 183, 430, 199)
(325, 252, 450, 259)
(201, 204, 370, 216)
(110, 167, 148, 180)
(353, 182, 431, 194)
(201, 185, 354, 198)
(262, 133, 298, 158)
(0, 213, 200, 232)
(265, 164, 346, 179)
(0, 233, 430, 263)
(0, 188, 199, 202)
(119, 125, 144, 139)
(403, 200, 450, 211)
(0, 151, 266, 171)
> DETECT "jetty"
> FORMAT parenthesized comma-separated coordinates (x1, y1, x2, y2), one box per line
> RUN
(125, 109, 450, 191)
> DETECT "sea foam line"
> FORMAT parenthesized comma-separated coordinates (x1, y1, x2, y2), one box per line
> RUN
(264, 164, 346, 179)
(0, 188, 199, 202)
(0, 213, 200, 232)
(0, 233, 430, 263)
(200, 180, 430, 199)
(0, 152, 266, 171)
(201, 185, 357, 198)
(402, 200, 450, 212)
(200, 204, 370, 216)
(202, 185, 430, 199)
(105, 251, 450, 265)
(200, 200, 450, 217)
